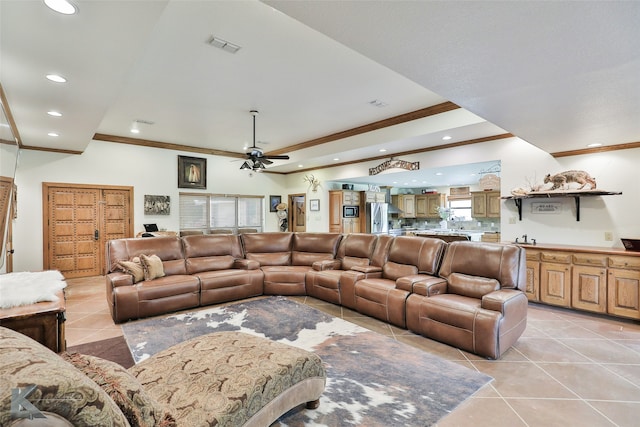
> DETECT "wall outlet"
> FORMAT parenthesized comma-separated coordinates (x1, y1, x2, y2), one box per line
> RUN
(604, 231, 613, 241)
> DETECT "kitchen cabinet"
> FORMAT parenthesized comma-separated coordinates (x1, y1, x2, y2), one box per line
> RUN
(607, 255, 640, 319)
(471, 191, 500, 218)
(416, 193, 446, 218)
(399, 195, 416, 218)
(342, 190, 360, 206)
(328, 191, 342, 233)
(525, 250, 540, 301)
(365, 191, 386, 203)
(329, 190, 363, 233)
(341, 218, 360, 234)
(522, 245, 640, 320)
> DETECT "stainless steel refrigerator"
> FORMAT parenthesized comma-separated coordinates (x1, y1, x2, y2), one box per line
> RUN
(365, 202, 389, 234)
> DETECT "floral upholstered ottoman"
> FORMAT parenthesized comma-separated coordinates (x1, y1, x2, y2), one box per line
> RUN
(128, 331, 326, 426)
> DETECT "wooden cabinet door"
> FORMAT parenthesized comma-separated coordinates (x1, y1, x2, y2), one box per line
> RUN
(572, 266, 607, 313)
(415, 196, 428, 217)
(607, 268, 640, 319)
(525, 260, 540, 301)
(426, 194, 445, 218)
(471, 192, 487, 217)
(402, 195, 416, 218)
(487, 191, 501, 217)
(329, 191, 342, 233)
(540, 262, 572, 307)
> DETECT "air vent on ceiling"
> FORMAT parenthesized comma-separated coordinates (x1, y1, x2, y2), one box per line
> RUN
(208, 36, 241, 54)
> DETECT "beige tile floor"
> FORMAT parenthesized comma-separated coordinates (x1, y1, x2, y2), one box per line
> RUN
(65, 276, 640, 427)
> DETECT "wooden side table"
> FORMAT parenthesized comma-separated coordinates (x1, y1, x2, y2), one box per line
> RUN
(0, 289, 66, 352)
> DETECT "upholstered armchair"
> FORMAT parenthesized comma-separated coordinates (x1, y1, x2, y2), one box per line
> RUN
(306, 233, 379, 304)
(341, 236, 447, 328)
(406, 241, 528, 359)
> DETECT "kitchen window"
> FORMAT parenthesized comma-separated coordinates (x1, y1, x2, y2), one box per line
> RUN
(180, 193, 264, 233)
(449, 198, 472, 221)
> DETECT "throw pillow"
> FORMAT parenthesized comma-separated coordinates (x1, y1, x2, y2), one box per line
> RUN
(140, 254, 165, 281)
(62, 352, 176, 427)
(117, 257, 144, 283)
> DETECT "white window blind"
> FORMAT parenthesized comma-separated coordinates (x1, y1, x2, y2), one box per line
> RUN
(180, 193, 264, 233)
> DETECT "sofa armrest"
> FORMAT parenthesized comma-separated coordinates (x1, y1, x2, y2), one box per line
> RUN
(411, 277, 448, 296)
(482, 289, 528, 315)
(351, 265, 382, 275)
(339, 270, 365, 309)
(233, 259, 260, 270)
(107, 272, 133, 288)
(313, 259, 342, 271)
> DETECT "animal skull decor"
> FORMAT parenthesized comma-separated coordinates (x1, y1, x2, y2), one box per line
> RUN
(304, 174, 320, 192)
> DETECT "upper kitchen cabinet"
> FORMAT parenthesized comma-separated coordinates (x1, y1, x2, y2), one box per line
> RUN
(398, 194, 416, 218)
(365, 191, 386, 203)
(416, 193, 446, 218)
(342, 190, 360, 206)
(471, 191, 501, 218)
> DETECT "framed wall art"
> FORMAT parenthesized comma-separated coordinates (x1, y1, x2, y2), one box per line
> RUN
(144, 195, 170, 215)
(269, 195, 281, 212)
(310, 199, 320, 211)
(178, 155, 207, 189)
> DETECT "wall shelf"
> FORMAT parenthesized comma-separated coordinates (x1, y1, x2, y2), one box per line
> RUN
(502, 190, 622, 221)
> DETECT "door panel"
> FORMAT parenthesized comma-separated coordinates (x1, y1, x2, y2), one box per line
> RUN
(44, 184, 132, 278)
(288, 194, 305, 232)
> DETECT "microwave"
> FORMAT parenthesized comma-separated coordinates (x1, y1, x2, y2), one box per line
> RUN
(343, 205, 359, 218)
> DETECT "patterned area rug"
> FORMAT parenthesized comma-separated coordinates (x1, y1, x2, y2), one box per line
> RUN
(122, 297, 492, 427)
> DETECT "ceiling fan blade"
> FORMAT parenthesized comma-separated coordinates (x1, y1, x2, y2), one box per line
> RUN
(264, 155, 290, 160)
(261, 158, 273, 165)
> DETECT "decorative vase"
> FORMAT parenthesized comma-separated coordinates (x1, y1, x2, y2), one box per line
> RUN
(440, 220, 448, 229)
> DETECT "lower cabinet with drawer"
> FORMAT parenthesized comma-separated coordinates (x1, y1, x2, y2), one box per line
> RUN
(524, 246, 640, 320)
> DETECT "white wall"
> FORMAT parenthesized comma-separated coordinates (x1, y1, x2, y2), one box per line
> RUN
(13, 140, 288, 272)
(11, 136, 640, 272)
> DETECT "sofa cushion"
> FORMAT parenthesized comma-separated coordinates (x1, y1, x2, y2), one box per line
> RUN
(141, 254, 165, 281)
(0, 327, 130, 426)
(447, 272, 500, 299)
(242, 232, 293, 266)
(62, 352, 176, 427)
(117, 257, 144, 283)
(291, 233, 342, 266)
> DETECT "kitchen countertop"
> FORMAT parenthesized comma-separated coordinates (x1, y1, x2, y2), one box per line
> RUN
(505, 241, 640, 257)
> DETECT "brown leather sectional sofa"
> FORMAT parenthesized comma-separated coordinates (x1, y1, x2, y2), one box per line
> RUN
(106, 232, 527, 359)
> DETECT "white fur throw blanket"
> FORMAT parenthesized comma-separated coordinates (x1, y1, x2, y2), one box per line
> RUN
(0, 270, 67, 309)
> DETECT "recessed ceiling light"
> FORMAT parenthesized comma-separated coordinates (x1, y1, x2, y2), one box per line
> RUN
(587, 143, 603, 148)
(47, 111, 62, 117)
(435, 172, 443, 176)
(46, 74, 67, 83)
(442, 135, 452, 140)
(48, 132, 59, 137)
(130, 128, 140, 134)
(379, 148, 387, 152)
(298, 164, 303, 168)
(333, 158, 340, 161)
(44, 0, 77, 15)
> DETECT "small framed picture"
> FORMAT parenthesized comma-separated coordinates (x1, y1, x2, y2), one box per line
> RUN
(178, 155, 207, 189)
(310, 199, 320, 211)
(269, 195, 282, 212)
(144, 195, 170, 215)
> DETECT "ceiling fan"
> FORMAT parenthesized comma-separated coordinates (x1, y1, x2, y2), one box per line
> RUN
(240, 110, 289, 171)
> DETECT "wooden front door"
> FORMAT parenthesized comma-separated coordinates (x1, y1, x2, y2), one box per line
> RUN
(43, 183, 133, 278)
(288, 194, 305, 232)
